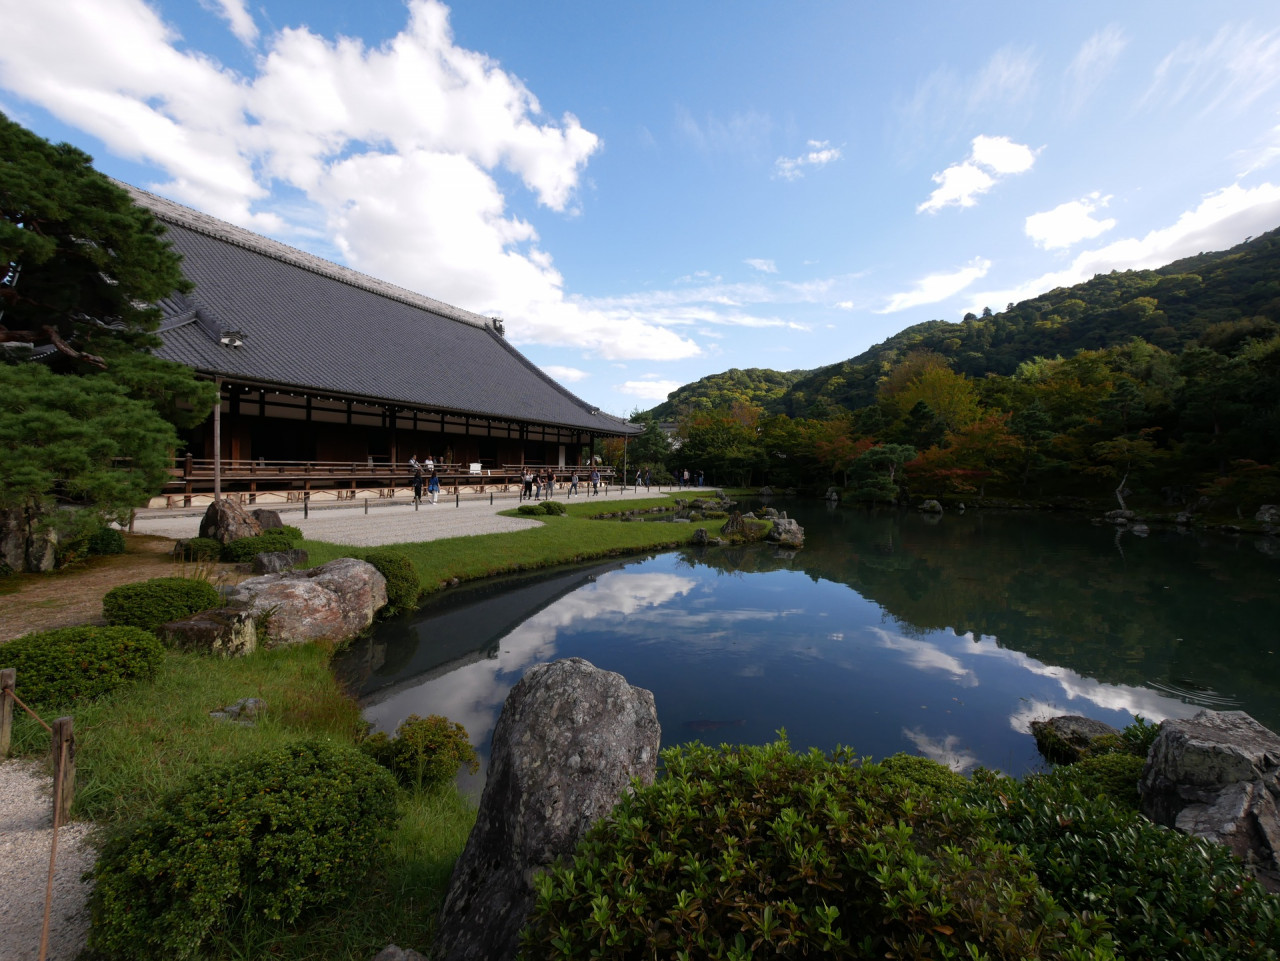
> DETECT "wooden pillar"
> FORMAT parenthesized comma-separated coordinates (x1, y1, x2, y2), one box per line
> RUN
(213, 377, 223, 503)
(0, 668, 14, 758)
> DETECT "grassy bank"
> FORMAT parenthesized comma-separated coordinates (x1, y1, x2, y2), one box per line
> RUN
(6, 494, 720, 960)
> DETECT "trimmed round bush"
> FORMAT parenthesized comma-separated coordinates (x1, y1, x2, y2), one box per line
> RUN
(539, 500, 566, 515)
(521, 738, 1111, 960)
(361, 714, 479, 791)
(89, 741, 398, 961)
(0, 626, 164, 710)
(180, 536, 223, 561)
(516, 503, 544, 516)
(363, 548, 420, 615)
(87, 526, 126, 556)
(103, 576, 222, 633)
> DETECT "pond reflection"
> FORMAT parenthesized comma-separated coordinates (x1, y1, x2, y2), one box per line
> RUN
(335, 504, 1280, 794)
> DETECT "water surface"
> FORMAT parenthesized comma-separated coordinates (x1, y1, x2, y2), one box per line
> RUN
(335, 502, 1280, 793)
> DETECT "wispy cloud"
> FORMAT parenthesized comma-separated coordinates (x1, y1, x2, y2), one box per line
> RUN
(675, 104, 772, 160)
(618, 378, 683, 402)
(1064, 25, 1126, 116)
(968, 180, 1280, 312)
(744, 258, 777, 273)
(1025, 192, 1116, 249)
(881, 257, 992, 313)
(203, 0, 258, 46)
(774, 139, 842, 180)
(1142, 23, 1280, 115)
(918, 135, 1038, 213)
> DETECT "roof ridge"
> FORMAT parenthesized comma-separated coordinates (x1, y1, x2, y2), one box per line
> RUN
(116, 181, 493, 331)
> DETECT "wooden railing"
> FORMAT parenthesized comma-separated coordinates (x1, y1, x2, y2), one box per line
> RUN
(159, 456, 617, 507)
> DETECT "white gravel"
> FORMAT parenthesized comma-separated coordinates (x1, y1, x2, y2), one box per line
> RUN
(0, 760, 95, 961)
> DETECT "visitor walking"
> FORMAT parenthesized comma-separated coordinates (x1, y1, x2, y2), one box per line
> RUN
(427, 467, 440, 505)
(521, 469, 533, 501)
(590, 467, 600, 495)
(409, 453, 424, 504)
(569, 470, 579, 496)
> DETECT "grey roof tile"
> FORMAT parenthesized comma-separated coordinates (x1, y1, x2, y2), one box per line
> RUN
(122, 184, 637, 435)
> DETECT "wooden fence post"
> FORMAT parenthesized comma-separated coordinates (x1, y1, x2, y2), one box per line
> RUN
(0, 668, 13, 758)
(51, 716, 75, 825)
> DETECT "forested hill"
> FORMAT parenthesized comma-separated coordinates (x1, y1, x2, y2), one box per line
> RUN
(643, 367, 805, 420)
(641, 226, 1280, 420)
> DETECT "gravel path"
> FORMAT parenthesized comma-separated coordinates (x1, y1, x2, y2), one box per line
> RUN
(131, 486, 680, 546)
(0, 761, 95, 961)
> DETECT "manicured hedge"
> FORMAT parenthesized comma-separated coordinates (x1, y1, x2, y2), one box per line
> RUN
(180, 536, 222, 561)
(220, 528, 300, 563)
(89, 741, 398, 961)
(363, 548, 420, 615)
(521, 739, 1112, 960)
(0, 626, 164, 710)
(102, 576, 222, 634)
(87, 526, 126, 556)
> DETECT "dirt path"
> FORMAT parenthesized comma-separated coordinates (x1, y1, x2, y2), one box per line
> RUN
(0, 534, 226, 642)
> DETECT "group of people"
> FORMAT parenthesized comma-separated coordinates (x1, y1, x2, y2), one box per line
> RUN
(520, 467, 604, 500)
(674, 468, 704, 488)
(408, 453, 440, 505)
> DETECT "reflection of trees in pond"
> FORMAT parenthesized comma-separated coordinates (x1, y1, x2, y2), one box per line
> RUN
(691, 504, 1280, 724)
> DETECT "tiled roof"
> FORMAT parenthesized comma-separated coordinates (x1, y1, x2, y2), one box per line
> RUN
(122, 184, 637, 436)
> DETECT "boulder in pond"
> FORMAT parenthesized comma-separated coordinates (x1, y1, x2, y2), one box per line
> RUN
(433, 657, 660, 961)
(1030, 715, 1120, 764)
(767, 516, 805, 549)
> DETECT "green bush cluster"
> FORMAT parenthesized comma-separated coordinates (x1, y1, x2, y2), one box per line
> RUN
(363, 548, 420, 615)
(361, 714, 479, 791)
(89, 740, 398, 961)
(0, 626, 164, 710)
(87, 525, 126, 556)
(220, 527, 301, 562)
(102, 576, 222, 633)
(539, 500, 567, 515)
(967, 767, 1280, 961)
(522, 738, 1113, 960)
(517, 503, 544, 516)
(180, 536, 223, 561)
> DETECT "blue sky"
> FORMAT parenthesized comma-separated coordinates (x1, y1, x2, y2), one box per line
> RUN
(3, 1, 1280, 416)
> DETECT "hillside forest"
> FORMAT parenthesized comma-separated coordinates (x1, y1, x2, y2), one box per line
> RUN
(617, 229, 1280, 515)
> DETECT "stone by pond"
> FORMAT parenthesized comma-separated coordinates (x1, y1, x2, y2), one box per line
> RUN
(335, 502, 1280, 796)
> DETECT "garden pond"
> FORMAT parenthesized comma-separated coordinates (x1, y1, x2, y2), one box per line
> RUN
(334, 500, 1280, 796)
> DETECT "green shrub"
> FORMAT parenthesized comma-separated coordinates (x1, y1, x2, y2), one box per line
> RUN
(967, 768, 1280, 961)
(274, 524, 303, 543)
(521, 738, 1113, 960)
(0, 626, 164, 710)
(363, 549, 420, 615)
(102, 576, 222, 633)
(540, 500, 566, 515)
(361, 714, 479, 791)
(180, 536, 223, 562)
(89, 741, 397, 961)
(87, 525, 126, 555)
(220, 529, 299, 562)
(1043, 753, 1145, 810)
(1120, 715, 1160, 756)
(517, 503, 544, 516)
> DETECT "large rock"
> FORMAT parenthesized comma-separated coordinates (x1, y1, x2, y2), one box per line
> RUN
(252, 548, 308, 574)
(225, 557, 386, 646)
(159, 607, 258, 657)
(199, 498, 262, 544)
(252, 508, 285, 530)
(1139, 710, 1280, 891)
(1256, 505, 1278, 524)
(0, 508, 59, 573)
(434, 658, 661, 961)
(767, 515, 805, 549)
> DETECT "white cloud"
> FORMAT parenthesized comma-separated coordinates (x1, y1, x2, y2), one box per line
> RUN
(774, 139, 842, 180)
(541, 365, 588, 383)
(618, 379, 683, 402)
(834, 301, 855, 310)
(745, 258, 777, 274)
(880, 257, 992, 313)
(0, 1, 718, 362)
(901, 728, 981, 774)
(1025, 192, 1116, 249)
(1065, 25, 1126, 116)
(918, 135, 1038, 213)
(204, 0, 257, 46)
(967, 46, 1039, 112)
(676, 104, 772, 159)
(969, 181, 1280, 311)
